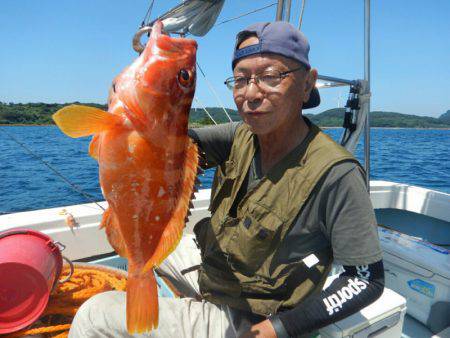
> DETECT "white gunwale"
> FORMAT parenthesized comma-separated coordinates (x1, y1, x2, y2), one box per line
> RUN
(0, 180, 448, 262)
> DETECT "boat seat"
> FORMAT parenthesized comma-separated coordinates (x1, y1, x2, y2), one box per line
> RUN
(432, 326, 450, 338)
(403, 314, 436, 338)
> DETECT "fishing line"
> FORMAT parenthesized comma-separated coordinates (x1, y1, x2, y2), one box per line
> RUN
(0, 127, 105, 211)
(193, 97, 218, 125)
(196, 62, 233, 122)
(136, 1, 277, 124)
(141, 0, 156, 27)
(192, 3, 279, 124)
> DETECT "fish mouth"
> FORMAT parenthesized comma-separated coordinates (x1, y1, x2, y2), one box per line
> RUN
(151, 20, 164, 39)
(148, 20, 197, 56)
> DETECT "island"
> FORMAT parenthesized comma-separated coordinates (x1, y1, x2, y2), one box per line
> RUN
(1, 103, 449, 129)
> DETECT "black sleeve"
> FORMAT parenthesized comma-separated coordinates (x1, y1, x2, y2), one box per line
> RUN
(273, 260, 385, 337)
(188, 122, 240, 168)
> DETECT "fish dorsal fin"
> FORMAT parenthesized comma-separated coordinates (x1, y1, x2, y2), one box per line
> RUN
(53, 104, 122, 138)
(142, 139, 199, 273)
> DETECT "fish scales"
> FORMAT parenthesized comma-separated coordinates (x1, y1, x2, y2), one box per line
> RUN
(52, 21, 198, 333)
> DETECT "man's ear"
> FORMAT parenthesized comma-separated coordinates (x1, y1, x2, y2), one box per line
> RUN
(303, 68, 318, 103)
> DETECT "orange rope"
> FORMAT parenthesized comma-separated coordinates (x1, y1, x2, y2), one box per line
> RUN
(8, 263, 127, 337)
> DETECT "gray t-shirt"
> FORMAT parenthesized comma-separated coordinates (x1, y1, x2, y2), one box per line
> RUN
(189, 122, 382, 267)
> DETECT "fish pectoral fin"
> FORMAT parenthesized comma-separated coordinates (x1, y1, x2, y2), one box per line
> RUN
(142, 216, 184, 273)
(89, 134, 101, 160)
(52, 104, 122, 138)
(101, 208, 128, 258)
(143, 139, 199, 273)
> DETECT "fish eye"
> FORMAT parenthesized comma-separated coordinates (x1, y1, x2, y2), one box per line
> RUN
(180, 69, 189, 81)
(178, 69, 193, 88)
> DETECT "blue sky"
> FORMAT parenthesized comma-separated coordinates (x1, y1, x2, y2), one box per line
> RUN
(1, 0, 449, 117)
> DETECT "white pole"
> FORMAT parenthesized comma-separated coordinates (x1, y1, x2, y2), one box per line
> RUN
(276, 0, 285, 20)
(364, 0, 371, 189)
(285, 0, 292, 22)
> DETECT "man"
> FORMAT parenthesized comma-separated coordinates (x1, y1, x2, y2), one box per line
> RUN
(70, 21, 384, 338)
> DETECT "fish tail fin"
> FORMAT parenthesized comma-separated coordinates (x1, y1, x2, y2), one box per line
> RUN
(126, 266, 159, 333)
(52, 104, 122, 138)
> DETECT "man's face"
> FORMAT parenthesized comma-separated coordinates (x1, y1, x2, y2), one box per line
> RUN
(233, 37, 317, 136)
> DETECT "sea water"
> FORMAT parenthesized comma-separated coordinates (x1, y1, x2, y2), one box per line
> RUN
(0, 126, 449, 214)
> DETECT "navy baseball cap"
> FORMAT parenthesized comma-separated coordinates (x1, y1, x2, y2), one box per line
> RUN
(232, 21, 320, 109)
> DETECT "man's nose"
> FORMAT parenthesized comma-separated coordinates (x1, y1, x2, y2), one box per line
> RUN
(245, 79, 264, 102)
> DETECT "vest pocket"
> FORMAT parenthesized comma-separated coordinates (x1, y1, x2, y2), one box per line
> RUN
(193, 217, 212, 257)
(209, 160, 238, 213)
(227, 202, 284, 275)
(199, 262, 241, 298)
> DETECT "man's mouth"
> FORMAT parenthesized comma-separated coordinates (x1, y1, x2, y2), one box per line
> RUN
(245, 111, 268, 115)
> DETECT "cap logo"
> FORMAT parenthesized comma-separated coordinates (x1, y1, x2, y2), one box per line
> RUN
(234, 43, 262, 61)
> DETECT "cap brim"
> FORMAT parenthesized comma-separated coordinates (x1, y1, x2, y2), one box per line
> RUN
(303, 87, 320, 109)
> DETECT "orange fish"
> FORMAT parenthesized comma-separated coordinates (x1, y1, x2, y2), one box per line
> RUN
(52, 21, 198, 333)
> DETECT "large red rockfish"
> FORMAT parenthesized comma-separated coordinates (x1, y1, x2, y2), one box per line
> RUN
(53, 21, 198, 333)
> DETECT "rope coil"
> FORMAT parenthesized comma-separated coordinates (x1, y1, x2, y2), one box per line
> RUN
(9, 263, 127, 338)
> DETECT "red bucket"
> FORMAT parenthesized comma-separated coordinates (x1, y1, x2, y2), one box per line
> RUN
(0, 228, 64, 334)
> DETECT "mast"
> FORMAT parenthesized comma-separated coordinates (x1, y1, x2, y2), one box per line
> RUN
(276, 0, 285, 20)
(364, 0, 371, 189)
(285, 0, 292, 22)
(276, 0, 292, 21)
(276, 0, 372, 189)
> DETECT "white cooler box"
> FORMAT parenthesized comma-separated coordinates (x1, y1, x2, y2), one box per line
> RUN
(319, 275, 406, 338)
(378, 227, 450, 333)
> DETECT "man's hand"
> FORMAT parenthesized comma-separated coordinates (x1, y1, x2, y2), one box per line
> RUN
(239, 319, 277, 338)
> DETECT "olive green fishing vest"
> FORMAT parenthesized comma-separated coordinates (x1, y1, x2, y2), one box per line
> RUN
(194, 122, 359, 316)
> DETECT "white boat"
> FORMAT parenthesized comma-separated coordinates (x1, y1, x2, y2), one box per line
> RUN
(1, 181, 449, 337)
(1, 0, 449, 337)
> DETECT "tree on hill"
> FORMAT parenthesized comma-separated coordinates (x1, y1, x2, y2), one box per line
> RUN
(439, 110, 450, 124)
(189, 107, 240, 124)
(304, 108, 344, 127)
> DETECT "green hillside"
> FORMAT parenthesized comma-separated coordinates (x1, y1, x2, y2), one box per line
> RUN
(305, 108, 450, 128)
(1, 103, 449, 128)
(0, 103, 238, 126)
(0, 102, 107, 125)
(304, 109, 343, 127)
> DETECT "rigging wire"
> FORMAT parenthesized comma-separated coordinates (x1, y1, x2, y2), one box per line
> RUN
(214, 2, 277, 27)
(193, 98, 218, 125)
(298, 0, 306, 30)
(0, 128, 105, 212)
(193, 3, 279, 125)
(141, 0, 156, 27)
(196, 62, 233, 122)
(140, 2, 276, 125)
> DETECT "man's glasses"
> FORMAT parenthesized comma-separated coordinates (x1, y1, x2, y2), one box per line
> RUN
(224, 66, 305, 91)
